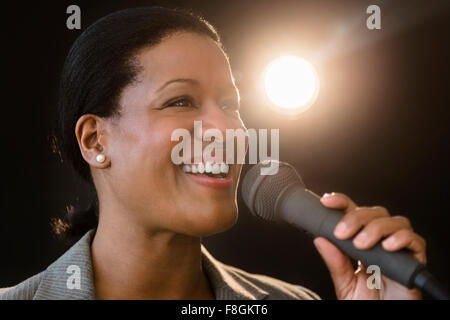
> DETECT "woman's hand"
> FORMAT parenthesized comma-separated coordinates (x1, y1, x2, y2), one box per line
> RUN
(313, 192, 426, 300)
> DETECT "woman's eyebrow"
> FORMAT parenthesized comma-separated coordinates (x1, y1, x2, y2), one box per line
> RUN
(155, 78, 240, 100)
(156, 78, 200, 92)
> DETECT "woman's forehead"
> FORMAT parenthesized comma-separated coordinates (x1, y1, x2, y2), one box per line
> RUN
(135, 32, 232, 88)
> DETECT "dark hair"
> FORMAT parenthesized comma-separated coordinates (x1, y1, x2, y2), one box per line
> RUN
(52, 7, 222, 241)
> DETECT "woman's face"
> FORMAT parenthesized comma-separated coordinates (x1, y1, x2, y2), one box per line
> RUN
(100, 32, 246, 237)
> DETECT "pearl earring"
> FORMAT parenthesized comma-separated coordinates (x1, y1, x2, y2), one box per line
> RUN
(96, 154, 106, 163)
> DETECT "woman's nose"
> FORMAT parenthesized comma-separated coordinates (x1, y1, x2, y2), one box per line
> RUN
(192, 104, 245, 163)
(200, 103, 243, 136)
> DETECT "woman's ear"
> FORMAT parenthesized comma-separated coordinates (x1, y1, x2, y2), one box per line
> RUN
(75, 114, 111, 168)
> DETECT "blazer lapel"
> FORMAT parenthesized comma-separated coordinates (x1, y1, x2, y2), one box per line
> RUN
(33, 230, 97, 300)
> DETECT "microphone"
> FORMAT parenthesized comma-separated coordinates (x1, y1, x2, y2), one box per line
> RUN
(241, 160, 449, 300)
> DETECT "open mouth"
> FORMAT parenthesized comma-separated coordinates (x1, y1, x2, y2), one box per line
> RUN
(180, 162, 231, 180)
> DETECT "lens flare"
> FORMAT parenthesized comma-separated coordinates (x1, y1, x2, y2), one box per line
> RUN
(264, 56, 319, 113)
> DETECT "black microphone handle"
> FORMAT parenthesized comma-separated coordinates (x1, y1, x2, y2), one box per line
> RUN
(276, 185, 425, 289)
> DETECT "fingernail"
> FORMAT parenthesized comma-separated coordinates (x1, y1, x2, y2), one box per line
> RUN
(334, 222, 348, 237)
(354, 232, 368, 246)
(383, 237, 395, 247)
(321, 193, 333, 203)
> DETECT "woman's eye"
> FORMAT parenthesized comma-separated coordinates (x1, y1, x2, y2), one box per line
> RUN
(165, 97, 194, 108)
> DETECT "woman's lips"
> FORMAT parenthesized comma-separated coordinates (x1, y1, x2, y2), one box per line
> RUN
(179, 163, 233, 188)
(184, 172, 233, 188)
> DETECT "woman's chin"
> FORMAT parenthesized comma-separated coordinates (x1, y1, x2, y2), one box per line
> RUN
(184, 207, 238, 237)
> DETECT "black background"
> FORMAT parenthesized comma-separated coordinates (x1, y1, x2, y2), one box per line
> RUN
(1, 0, 449, 299)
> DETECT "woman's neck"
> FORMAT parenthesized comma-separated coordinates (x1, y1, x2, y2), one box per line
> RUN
(90, 215, 215, 300)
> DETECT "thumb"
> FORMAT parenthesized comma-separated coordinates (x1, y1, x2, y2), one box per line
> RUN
(313, 237, 356, 297)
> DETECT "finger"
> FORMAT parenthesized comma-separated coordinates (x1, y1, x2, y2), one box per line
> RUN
(313, 237, 355, 296)
(320, 192, 358, 213)
(353, 216, 412, 249)
(334, 206, 390, 240)
(382, 230, 427, 264)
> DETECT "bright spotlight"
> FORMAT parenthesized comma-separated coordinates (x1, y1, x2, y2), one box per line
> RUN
(264, 55, 319, 114)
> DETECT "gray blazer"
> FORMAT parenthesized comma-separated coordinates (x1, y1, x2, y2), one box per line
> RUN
(0, 229, 320, 300)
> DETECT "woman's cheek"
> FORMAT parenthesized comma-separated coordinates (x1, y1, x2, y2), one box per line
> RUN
(149, 125, 183, 162)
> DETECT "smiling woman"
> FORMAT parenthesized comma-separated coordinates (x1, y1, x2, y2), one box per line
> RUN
(0, 7, 319, 300)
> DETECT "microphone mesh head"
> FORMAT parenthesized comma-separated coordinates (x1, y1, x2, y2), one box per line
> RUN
(241, 160, 304, 221)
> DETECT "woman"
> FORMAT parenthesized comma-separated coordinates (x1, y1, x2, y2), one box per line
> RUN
(0, 7, 426, 300)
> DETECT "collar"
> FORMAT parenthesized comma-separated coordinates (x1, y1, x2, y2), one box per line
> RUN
(33, 229, 268, 300)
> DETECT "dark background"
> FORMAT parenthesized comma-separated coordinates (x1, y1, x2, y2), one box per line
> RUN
(1, 0, 449, 299)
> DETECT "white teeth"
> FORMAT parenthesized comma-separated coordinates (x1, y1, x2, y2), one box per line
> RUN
(212, 163, 220, 174)
(181, 162, 230, 176)
(205, 162, 212, 173)
(220, 163, 229, 174)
